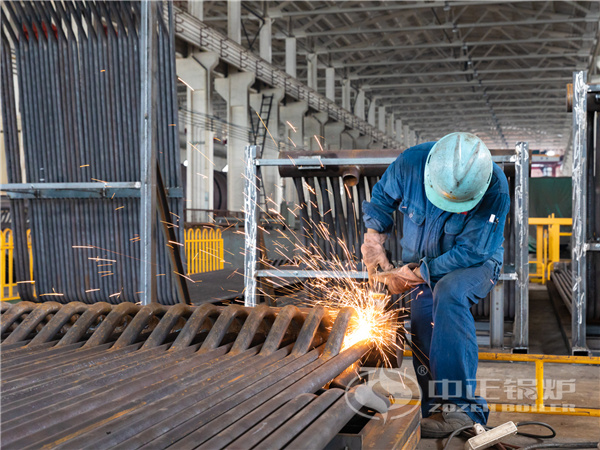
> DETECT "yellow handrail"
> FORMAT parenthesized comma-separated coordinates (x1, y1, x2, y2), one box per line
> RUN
(184, 227, 224, 275)
(1, 229, 33, 301)
(1, 227, 224, 300)
(529, 215, 572, 284)
(403, 350, 600, 417)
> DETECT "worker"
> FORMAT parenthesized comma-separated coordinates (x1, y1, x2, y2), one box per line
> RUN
(361, 132, 509, 438)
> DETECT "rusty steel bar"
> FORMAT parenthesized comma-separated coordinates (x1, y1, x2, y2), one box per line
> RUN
(286, 386, 368, 450)
(2, 302, 63, 345)
(227, 393, 318, 449)
(1, 298, 373, 450)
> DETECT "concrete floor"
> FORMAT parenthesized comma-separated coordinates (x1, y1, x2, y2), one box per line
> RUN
(414, 283, 600, 449)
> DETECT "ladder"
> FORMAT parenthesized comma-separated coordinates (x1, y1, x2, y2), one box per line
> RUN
(249, 94, 274, 211)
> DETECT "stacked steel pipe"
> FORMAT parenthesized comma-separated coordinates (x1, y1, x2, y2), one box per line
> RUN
(0, 301, 375, 449)
(0, 1, 183, 304)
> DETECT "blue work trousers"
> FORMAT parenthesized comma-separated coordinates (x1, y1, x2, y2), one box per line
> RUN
(410, 259, 500, 425)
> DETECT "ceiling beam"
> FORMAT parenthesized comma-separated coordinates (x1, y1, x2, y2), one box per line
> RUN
(349, 65, 571, 81)
(362, 76, 571, 90)
(266, 2, 519, 18)
(276, 16, 599, 39)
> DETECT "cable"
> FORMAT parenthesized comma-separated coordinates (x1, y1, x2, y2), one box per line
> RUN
(516, 421, 557, 439)
(442, 424, 477, 450)
(519, 442, 599, 450)
(442, 421, 559, 450)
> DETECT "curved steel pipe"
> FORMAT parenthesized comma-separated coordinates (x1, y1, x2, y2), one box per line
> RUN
(56, 302, 113, 347)
(199, 305, 249, 353)
(111, 303, 169, 350)
(0, 301, 38, 335)
(81, 302, 141, 348)
(259, 305, 305, 356)
(141, 303, 194, 349)
(229, 305, 277, 355)
(322, 306, 357, 360)
(3, 302, 62, 345)
(28, 302, 89, 346)
(169, 303, 221, 351)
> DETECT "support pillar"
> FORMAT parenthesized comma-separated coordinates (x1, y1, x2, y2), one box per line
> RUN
(342, 129, 360, 150)
(304, 111, 328, 151)
(395, 119, 403, 144)
(307, 53, 318, 90)
(215, 71, 255, 212)
(285, 38, 297, 78)
(324, 121, 345, 150)
(177, 52, 219, 223)
(403, 124, 411, 148)
(378, 106, 386, 132)
(326, 67, 335, 101)
(387, 112, 395, 137)
(228, 0, 241, 44)
(368, 100, 376, 126)
(259, 17, 272, 63)
(279, 101, 308, 226)
(356, 134, 372, 149)
(188, 0, 203, 20)
(342, 78, 351, 111)
(354, 89, 365, 120)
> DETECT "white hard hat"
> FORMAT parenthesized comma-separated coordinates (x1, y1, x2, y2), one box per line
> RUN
(424, 132, 493, 213)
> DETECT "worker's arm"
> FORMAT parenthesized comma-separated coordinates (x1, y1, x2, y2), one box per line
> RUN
(419, 190, 510, 286)
(362, 156, 404, 233)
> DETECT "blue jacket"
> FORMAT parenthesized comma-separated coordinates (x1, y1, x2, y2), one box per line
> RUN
(363, 142, 510, 288)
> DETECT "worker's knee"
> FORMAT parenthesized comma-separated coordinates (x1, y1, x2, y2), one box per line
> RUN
(433, 275, 470, 309)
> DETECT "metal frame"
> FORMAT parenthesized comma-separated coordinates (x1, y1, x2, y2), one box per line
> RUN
(244, 145, 530, 351)
(139, 0, 159, 306)
(512, 142, 530, 352)
(571, 71, 589, 355)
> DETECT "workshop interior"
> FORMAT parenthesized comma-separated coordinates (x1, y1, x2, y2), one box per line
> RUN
(0, 1, 599, 449)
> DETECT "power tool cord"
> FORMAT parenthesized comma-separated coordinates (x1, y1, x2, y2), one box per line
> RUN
(441, 421, 597, 450)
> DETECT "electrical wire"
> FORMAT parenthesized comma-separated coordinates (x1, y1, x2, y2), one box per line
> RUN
(515, 421, 557, 439)
(442, 424, 478, 450)
(442, 421, 560, 450)
(519, 443, 599, 450)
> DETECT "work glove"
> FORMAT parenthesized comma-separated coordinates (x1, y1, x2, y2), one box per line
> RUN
(373, 263, 424, 295)
(361, 231, 394, 283)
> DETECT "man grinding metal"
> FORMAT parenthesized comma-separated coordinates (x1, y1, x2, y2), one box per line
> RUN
(361, 132, 510, 438)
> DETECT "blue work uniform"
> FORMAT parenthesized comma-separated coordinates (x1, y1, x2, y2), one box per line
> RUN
(363, 142, 510, 425)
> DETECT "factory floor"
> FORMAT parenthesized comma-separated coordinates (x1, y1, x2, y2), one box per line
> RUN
(414, 284, 600, 449)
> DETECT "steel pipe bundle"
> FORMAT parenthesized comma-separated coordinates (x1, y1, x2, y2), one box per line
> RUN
(0, 301, 375, 449)
(0, 1, 183, 304)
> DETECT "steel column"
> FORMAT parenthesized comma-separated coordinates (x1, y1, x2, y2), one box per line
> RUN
(139, 0, 158, 305)
(490, 281, 505, 348)
(513, 141, 529, 351)
(571, 71, 588, 354)
(244, 145, 259, 307)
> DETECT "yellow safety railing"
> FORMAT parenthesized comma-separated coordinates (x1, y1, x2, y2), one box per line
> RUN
(529, 215, 572, 284)
(184, 227, 224, 275)
(1, 229, 33, 302)
(403, 350, 600, 417)
(1, 227, 223, 301)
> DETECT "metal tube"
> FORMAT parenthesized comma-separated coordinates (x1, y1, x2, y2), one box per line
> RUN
(139, 0, 158, 305)
(254, 389, 343, 449)
(228, 393, 317, 449)
(244, 145, 259, 307)
(513, 141, 529, 352)
(571, 71, 588, 354)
